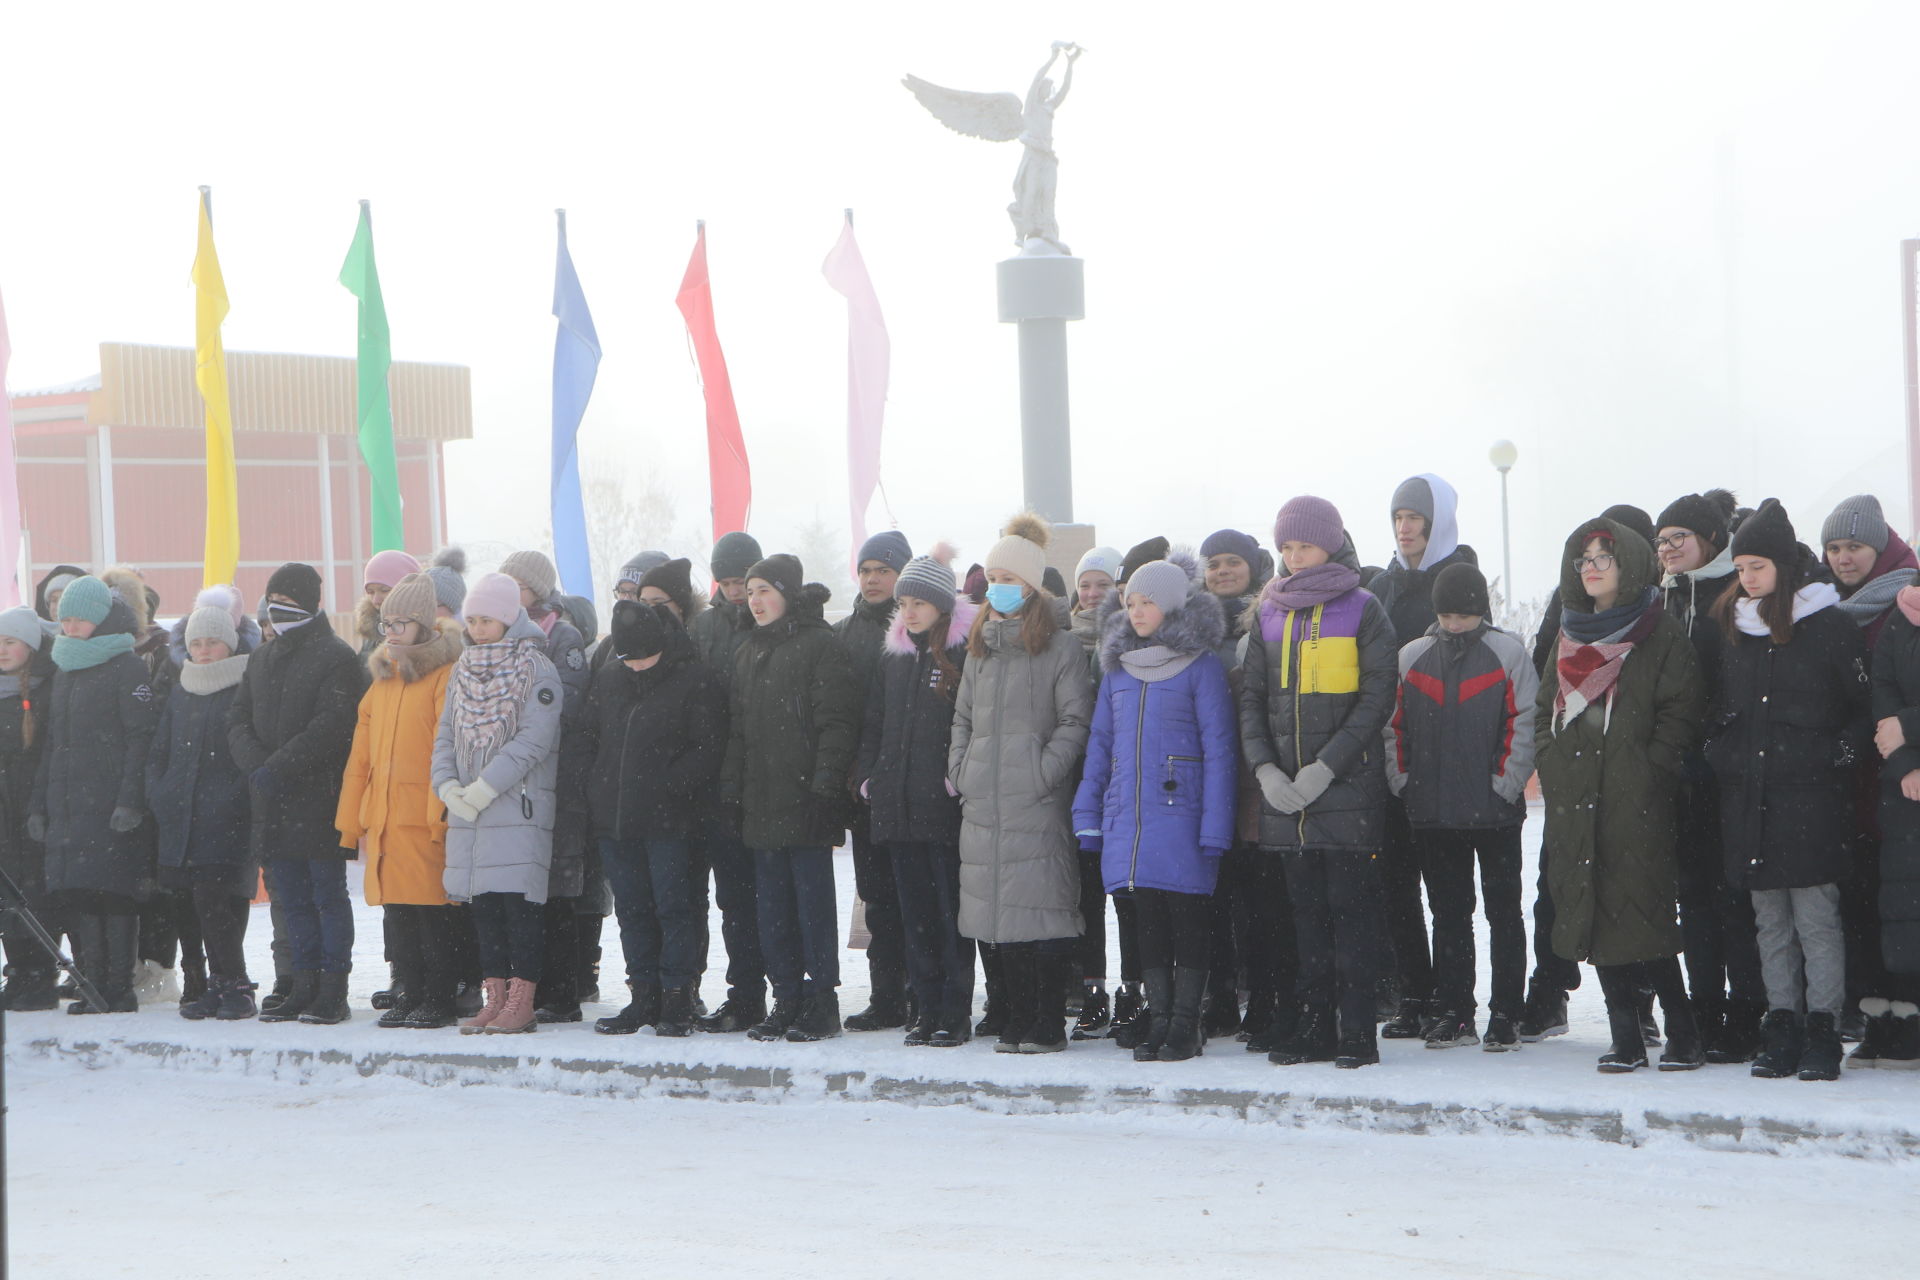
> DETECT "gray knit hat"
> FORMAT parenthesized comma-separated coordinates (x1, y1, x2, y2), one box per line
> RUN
(619, 550, 671, 587)
(184, 605, 239, 653)
(1821, 494, 1889, 553)
(894, 556, 957, 613)
(426, 547, 468, 614)
(1124, 560, 1190, 615)
(499, 549, 558, 601)
(0, 606, 46, 652)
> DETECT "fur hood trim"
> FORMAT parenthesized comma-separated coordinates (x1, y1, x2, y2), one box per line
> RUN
(370, 616, 464, 682)
(353, 592, 383, 644)
(883, 596, 981, 655)
(1097, 548, 1226, 672)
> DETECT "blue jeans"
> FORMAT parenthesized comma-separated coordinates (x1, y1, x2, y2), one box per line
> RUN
(754, 847, 839, 1001)
(601, 835, 699, 989)
(263, 858, 354, 973)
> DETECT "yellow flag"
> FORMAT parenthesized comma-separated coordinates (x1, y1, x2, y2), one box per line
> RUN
(193, 188, 239, 587)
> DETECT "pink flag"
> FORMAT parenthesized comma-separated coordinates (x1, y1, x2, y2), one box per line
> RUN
(821, 212, 892, 573)
(675, 224, 752, 544)
(0, 287, 20, 608)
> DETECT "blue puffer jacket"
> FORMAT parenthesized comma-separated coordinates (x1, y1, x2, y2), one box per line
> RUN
(1073, 558, 1238, 895)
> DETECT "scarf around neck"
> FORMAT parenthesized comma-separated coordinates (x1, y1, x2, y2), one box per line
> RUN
(1734, 582, 1841, 637)
(1261, 563, 1361, 631)
(1559, 584, 1659, 645)
(1118, 644, 1200, 683)
(1835, 568, 1907, 629)
(1554, 588, 1660, 728)
(51, 631, 135, 672)
(449, 633, 543, 777)
(179, 653, 250, 694)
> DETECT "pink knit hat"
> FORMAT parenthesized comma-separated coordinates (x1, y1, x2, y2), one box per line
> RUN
(1273, 496, 1344, 556)
(463, 572, 523, 627)
(363, 549, 422, 590)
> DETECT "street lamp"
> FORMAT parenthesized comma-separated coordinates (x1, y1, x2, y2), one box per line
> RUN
(1489, 440, 1518, 615)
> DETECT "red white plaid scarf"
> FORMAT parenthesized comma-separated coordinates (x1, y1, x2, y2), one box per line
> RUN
(1554, 602, 1659, 729)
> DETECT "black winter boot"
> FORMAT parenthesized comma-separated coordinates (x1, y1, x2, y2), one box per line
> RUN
(785, 989, 843, 1042)
(994, 950, 1033, 1054)
(259, 971, 316, 1023)
(1135, 968, 1175, 1062)
(1750, 1009, 1803, 1078)
(1597, 998, 1649, 1073)
(1157, 967, 1210, 1062)
(747, 997, 803, 1042)
(1515, 984, 1570, 1042)
(1335, 1027, 1380, 1069)
(297, 971, 352, 1025)
(102, 914, 140, 1013)
(655, 986, 695, 1038)
(1882, 1006, 1920, 1068)
(179, 978, 224, 1021)
(1249, 998, 1296, 1054)
(2, 967, 59, 1012)
(260, 974, 295, 1016)
(377, 968, 420, 1028)
(844, 966, 909, 1031)
(64, 915, 110, 1015)
(1694, 993, 1729, 1061)
(1271, 1003, 1336, 1065)
(1109, 982, 1148, 1049)
(695, 989, 764, 1034)
(1711, 997, 1765, 1064)
(1796, 1011, 1843, 1081)
(1657, 1000, 1704, 1071)
(403, 993, 457, 1029)
(214, 978, 258, 1021)
(1380, 997, 1427, 1039)
(1019, 952, 1071, 1053)
(1202, 980, 1241, 1038)
(180, 960, 208, 1010)
(594, 983, 660, 1035)
(975, 944, 1008, 1039)
(1070, 986, 1111, 1040)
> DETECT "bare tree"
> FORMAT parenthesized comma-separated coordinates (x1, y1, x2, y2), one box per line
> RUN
(788, 509, 856, 613)
(583, 472, 681, 603)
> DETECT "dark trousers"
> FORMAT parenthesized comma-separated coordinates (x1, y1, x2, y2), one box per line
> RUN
(1207, 851, 1246, 999)
(1419, 825, 1526, 1018)
(263, 859, 354, 973)
(138, 886, 205, 977)
(1242, 852, 1297, 1005)
(1286, 849, 1384, 1036)
(1842, 838, 1890, 1007)
(1597, 956, 1690, 1037)
(601, 834, 699, 989)
(754, 846, 839, 1001)
(190, 886, 250, 982)
(703, 806, 765, 1000)
(383, 904, 457, 999)
(1132, 887, 1211, 972)
(1114, 890, 1141, 983)
(889, 840, 972, 1023)
(471, 891, 544, 981)
(537, 898, 580, 1006)
(850, 809, 904, 982)
(1380, 799, 1432, 1000)
(1677, 827, 1765, 1006)
(1075, 847, 1108, 981)
(1530, 841, 1582, 992)
(448, 903, 479, 984)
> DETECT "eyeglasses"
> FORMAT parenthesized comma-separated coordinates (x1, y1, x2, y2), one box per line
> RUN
(614, 584, 640, 600)
(1572, 554, 1617, 573)
(379, 619, 413, 635)
(1652, 531, 1694, 552)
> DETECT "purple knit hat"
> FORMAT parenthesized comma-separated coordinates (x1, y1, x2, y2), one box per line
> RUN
(1273, 496, 1344, 555)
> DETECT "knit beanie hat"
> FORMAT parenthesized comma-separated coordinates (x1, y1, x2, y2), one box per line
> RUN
(856, 530, 913, 575)
(746, 553, 805, 598)
(499, 550, 558, 602)
(57, 575, 113, 625)
(192, 585, 245, 629)
(425, 547, 468, 615)
(1125, 560, 1189, 615)
(1655, 489, 1737, 554)
(1074, 545, 1123, 585)
(710, 531, 764, 582)
(985, 513, 1051, 590)
(1273, 496, 1344, 556)
(0, 606, 46, 651)
(1432, 562, 1490, 617)
(184, 605, 239, 653)
(364, 549, 421, 591)
(1199, 529, 1260, 566)
(610, 599, 671, 661)
(1600, 503, 1655, 549)
(1390, 476, 1435, 528)
(464, 572, 523, 626)
(380, 572, 439, 635)
(894, 556, 958, 613)
(638, 557, 697, 616)
(1821, 494, 1889, 553)
(266, 563, 324, 614)
(1730, 498, 1797, 566)
(619, 550, 671, 588)
(1120, 537, 1170, 584)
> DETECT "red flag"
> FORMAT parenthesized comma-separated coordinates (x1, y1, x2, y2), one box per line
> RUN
(676, 223, 751, 543)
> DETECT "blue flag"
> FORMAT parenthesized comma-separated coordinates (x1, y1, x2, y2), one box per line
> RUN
(551, 209, 600, 600)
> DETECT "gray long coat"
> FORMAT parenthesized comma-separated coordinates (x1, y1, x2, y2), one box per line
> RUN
(947, 618, 1093, 943)
(432, 616, 564, 905)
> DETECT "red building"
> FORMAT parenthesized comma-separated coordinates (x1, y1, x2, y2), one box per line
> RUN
(7, 342, 470, 616)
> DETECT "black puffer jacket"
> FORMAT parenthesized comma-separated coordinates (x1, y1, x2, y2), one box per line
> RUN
(32, 602, 162, 900)
(1237, 545, 1399, 853)
(146, 659, 252, 878)
(854, 601, 977, 846)
(690, 596, 753, 681)
(575, 627, 729, 842)
(1371, 543, 1478, 653)
(0, 650, 53, 896)
(721, 586, 860, 850)
(1872, 606, 1920, 974)
(834, 596, 897, 697)
(227, 610, 367, 862)
(1706, 593, 1871, 891)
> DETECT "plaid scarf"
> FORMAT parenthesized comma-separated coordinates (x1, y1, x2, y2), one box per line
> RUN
(1554, 591, 1660, 730)
(448, 632, 543, 778)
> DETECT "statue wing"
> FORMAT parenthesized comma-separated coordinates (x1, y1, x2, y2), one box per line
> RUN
(901, 75, 1024, 142)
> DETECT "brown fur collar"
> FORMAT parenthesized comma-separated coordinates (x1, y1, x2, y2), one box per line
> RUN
(370, 617, 463, 682)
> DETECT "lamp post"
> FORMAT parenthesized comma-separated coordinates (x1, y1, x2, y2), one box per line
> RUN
(1489, 439, 1518, 615)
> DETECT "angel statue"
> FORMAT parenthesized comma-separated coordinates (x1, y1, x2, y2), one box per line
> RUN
(904, 42, 1084, 255)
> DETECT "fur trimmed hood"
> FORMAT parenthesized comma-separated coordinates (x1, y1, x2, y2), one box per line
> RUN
(369, 616, 464, 682)
(353, 592, 384, 646)
(883, 596, 981, 655)
(1097, 547, 1227, 673)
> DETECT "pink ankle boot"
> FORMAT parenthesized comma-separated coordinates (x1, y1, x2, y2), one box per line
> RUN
(461, 978, 508, 1034)
(486, 977, 538, 1034)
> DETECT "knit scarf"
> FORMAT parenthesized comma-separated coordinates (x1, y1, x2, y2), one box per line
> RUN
(1899, 583, 1920, 627)
(1554, 588, 1660, 728)
(1118, 644, 1199, 683)
(1260, 563, 1361, 636)
(1734, 582, 1841, 637)
(1835, 568, 1909, 630)
(179, 653, 249, 694)
(50, 631, 135, 672)
(448, 633, 543, 777)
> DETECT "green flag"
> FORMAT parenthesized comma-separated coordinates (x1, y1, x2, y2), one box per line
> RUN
(338, 200, 403, 551)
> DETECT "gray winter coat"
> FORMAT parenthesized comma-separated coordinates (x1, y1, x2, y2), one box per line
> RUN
(432, 615, 564, 904)
(948, 617, 1093, 943)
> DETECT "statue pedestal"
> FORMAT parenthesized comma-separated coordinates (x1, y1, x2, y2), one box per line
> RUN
(997, 254, 1085, 526)
(1045, 521, 1098, 583)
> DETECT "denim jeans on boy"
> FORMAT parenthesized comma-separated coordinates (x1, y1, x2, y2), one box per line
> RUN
(263, 858, 354, 973)
(601, 835, 700, 990)
(754, 846, 839, 1002)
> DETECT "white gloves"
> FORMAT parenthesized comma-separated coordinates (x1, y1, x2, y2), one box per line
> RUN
(465, 778, 500, 812)
(1292, 760, 1335, 807)
(438, 780, 479, 823)
(1256, 763, 1305, 814)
